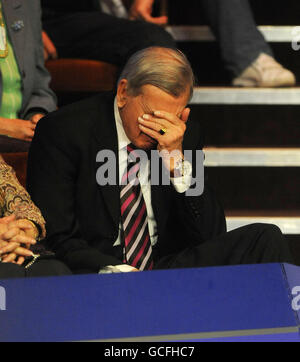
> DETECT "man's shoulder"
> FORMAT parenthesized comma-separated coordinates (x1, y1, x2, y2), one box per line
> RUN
(38, 92, 115, 132)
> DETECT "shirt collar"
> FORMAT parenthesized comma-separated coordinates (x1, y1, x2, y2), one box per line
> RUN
(114, 97, 131, 151)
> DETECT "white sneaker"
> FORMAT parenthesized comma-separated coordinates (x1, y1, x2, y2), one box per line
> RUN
(232, 53, 296, 87)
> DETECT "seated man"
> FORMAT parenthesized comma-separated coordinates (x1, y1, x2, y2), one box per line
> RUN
(0, 0, 56, 152)
(129, 0, 296, 87)
(41, 0, 175, 67)
(27, 47, 293, 274)
(0, 156, 71, 278)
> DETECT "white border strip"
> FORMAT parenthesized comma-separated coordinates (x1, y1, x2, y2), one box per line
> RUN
(227, 217, 300, 234)
(166, 25, 299, 43)
(204, 148, 300, 167)
(190, 87, 300, 105)
(93, 326, 298, 342)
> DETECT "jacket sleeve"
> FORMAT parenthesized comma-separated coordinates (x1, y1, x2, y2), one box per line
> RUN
(176, 179, 227, 244)
(26, 113, 122, 274)
(21, 0, 57, 118)
(172, 120, 227, 245)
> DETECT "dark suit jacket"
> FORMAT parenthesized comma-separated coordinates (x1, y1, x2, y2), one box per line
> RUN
(2, 0, 57, 118)
(27, 92, 226, 273)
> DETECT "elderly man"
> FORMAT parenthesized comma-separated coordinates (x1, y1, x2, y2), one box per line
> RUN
(27, 47, 293, 274)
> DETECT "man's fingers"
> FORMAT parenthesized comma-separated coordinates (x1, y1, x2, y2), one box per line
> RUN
(138, 124, 161, 141)
(153, 109, 189, 125)
(138, 116, 170, 132)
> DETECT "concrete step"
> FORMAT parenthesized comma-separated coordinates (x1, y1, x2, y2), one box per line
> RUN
(226, 211, 300, 234)
(167, 0, 300, 26)
(190, 103, 300, 147)
(190, 87, 300, 105)
(166, 25, 299, 43)
(204, 148, 300, 167)
(206, 167, 300, 210)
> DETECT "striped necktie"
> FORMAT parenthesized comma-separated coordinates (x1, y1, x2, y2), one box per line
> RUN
(120, 144, 153, 271)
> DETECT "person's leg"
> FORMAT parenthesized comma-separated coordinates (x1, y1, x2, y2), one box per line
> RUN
(200, 0, 295, 86)
(155, 223, 294, 269)
(43, 12, 176, 67)
(26, 259, 72, 277)
(200, 0, 272, 76)
(0, 263, 26, 279)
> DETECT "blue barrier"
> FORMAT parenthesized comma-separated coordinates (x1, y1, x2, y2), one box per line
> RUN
(0, 263, 299, 342)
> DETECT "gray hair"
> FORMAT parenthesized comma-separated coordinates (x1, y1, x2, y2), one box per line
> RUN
(118, 47, 195, 100)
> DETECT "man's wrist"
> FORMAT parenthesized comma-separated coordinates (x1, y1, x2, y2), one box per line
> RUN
(159, 149, 184, 177)
(172, 158, 193, 178)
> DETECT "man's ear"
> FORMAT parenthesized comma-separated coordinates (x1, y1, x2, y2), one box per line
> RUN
(181, 107, 190, 123)
(117, 79, 129, 108)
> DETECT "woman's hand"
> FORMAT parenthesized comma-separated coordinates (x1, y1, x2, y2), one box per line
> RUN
(0, 216, 37, 265)
(0, 117, 36, 141)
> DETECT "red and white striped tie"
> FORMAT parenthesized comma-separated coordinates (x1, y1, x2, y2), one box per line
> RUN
(120, 144, 153, 270)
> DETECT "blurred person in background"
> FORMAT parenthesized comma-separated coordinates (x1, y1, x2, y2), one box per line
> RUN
(41, 0, 175, 68)
(0, 0, 56, 152)
(128, 0, 296, 87)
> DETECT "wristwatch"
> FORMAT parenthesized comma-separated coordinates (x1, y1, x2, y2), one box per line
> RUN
(173, 158, 192, 177)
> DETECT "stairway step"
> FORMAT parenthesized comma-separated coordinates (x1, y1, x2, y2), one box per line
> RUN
(206, 167, 300, 210)
(167, 25, 298, 43)
(204, 148, 300, 167)
(190, 104, 300, 147)
(167, 0, 300, 26)
(226, 211, 300, 234)
(190, 87, 300, 105)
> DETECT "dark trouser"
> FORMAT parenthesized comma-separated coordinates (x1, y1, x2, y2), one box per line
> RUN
(43, 12, 176, 68)
(155, 223, 294, 269)
(0, 260, 72, 279)
(200, 0, 273, 75)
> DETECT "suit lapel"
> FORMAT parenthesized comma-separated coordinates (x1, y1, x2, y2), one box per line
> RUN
(93, 93, 120, 230)
(2, 0, 25, 73)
